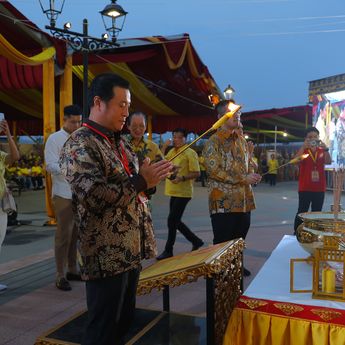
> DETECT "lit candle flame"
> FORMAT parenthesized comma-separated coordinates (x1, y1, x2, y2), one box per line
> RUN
(168, 102, 241, 162)
(289, 153, 309, 164)
(211, 103, 241, 131)
(262, 153, 310, 176)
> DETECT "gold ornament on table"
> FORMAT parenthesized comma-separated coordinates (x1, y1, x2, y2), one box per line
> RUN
(312, 236, 345, 301)
(296, 168, 345, 255)
(290, 236, 345, 301)
(291, 168, 345, 301)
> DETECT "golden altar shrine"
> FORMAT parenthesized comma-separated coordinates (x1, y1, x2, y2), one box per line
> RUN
(34, 239, 244, 345)
(137, 239, 245, 345)
(223, 236, 345, 345)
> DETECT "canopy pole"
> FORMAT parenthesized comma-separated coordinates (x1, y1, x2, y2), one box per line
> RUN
(59, 54, 73, 128)
(148, 115, 153, 140)
(43, 54, 57, 226)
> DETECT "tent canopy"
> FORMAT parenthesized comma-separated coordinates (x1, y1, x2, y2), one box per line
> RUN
(0, 1, 311, 140)
(0, 0, 222, 135)
(240, 105, 312, 142)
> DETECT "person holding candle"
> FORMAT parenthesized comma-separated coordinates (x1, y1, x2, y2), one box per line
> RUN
(125, 111, 164, 201)
(125, 111, 163, 165)
(293, 127, 332, 235)
(59, 73, 172, 345)
(202, 100, 261, 277)
(156, 128, 204, 260)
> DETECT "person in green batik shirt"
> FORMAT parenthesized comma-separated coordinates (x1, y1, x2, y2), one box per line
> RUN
(126, 112, 163, 164)
(126, 112, 164, 199)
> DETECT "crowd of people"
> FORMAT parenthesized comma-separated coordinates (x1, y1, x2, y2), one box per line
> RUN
(0, 72, 333, 344)
(6, 153, 44, 191)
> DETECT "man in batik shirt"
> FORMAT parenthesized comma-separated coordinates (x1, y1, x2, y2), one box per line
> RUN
(126, 111, 164, 199)
(60, 73, 172, 345)
(126, 111, 163, 163)
(202, 100, 261, 277)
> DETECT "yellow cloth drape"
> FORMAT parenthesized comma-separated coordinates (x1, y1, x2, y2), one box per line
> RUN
(0, 34, 56, 66)
(43, 56, 56, 221)
(59, 54, 73, 127)
(72, 63, 177, 116)
(223, 308, 345, 345)
(147, 37, 216, 88)
(0, 89, 43, 118)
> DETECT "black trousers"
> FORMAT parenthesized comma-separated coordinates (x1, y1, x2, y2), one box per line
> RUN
(268, 174, 277, 186)
(293, 191, 325, 233)
(211, 212, 251, 244)
(82, 268, 140, 345)
(165, 196, 201, 252)
(200, 171, 207, 187)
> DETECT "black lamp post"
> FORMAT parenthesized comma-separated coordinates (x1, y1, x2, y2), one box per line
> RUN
(224, 84, 235, 101)
(38, 0, 128, 118)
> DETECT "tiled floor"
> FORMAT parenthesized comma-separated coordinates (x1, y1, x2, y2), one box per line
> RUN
(0, 181, 337, 344)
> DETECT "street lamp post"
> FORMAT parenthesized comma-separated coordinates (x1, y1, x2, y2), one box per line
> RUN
(38, 0, 127, 118)
(224, 84, 235, 101)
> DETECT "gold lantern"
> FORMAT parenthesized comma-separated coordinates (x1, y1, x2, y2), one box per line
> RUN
(290, 236, 345, 301)
(312, 236, 345, 301)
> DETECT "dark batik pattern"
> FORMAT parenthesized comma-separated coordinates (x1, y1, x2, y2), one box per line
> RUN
(60, 125, 156, 280)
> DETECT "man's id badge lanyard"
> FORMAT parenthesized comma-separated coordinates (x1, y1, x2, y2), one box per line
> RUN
(83, 123, 132, 177)
(308, 149, 319, 182)
(83, 123, 148, 204)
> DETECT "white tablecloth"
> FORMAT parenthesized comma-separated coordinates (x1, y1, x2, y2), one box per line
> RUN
(245, 235, 345, 309)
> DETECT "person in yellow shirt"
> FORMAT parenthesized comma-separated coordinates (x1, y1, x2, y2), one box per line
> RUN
(267, 153, 279, 186)
(157, 128, 204, 260)
(18, 161, 32, 190)
(31, 159, 44, 190)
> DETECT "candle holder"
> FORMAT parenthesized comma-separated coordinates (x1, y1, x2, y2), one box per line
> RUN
(290, 235, 345, 301)
(312, 236, 345, 301)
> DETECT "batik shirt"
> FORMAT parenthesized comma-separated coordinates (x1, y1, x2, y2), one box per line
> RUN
(124, 135, 163, 164)
(202, 128, 256, 214)
(59, 119, 157, 280)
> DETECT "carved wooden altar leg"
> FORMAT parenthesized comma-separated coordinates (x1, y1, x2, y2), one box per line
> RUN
(163, 285, 170, 312)
(206, 276, 215, 345)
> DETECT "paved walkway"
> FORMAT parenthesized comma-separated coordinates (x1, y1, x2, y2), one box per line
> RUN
(0, 181, 336, 344)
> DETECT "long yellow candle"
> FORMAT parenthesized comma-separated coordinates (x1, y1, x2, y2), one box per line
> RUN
(262, 154, 309, 177)
(325, 268, 336, 293)
(168, 103, 241, 162)
(322, 267, 326, 292)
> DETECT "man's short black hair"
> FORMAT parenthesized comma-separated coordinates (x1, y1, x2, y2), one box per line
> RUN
(128, 111, 147, 126)
(64, 105, 82, 117)
(305, 127, 319, 136)
(88, 73, 130, 109)
(172, 128, 188, 138)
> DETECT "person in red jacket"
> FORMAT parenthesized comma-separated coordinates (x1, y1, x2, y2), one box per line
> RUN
(293, 127, 332, 234)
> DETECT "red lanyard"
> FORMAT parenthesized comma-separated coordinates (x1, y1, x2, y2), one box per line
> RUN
(82, 123, 132, 176)
(308, 149, 318, 164)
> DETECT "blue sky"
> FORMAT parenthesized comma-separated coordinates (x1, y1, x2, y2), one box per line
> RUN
(9, 0, 345, 111)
